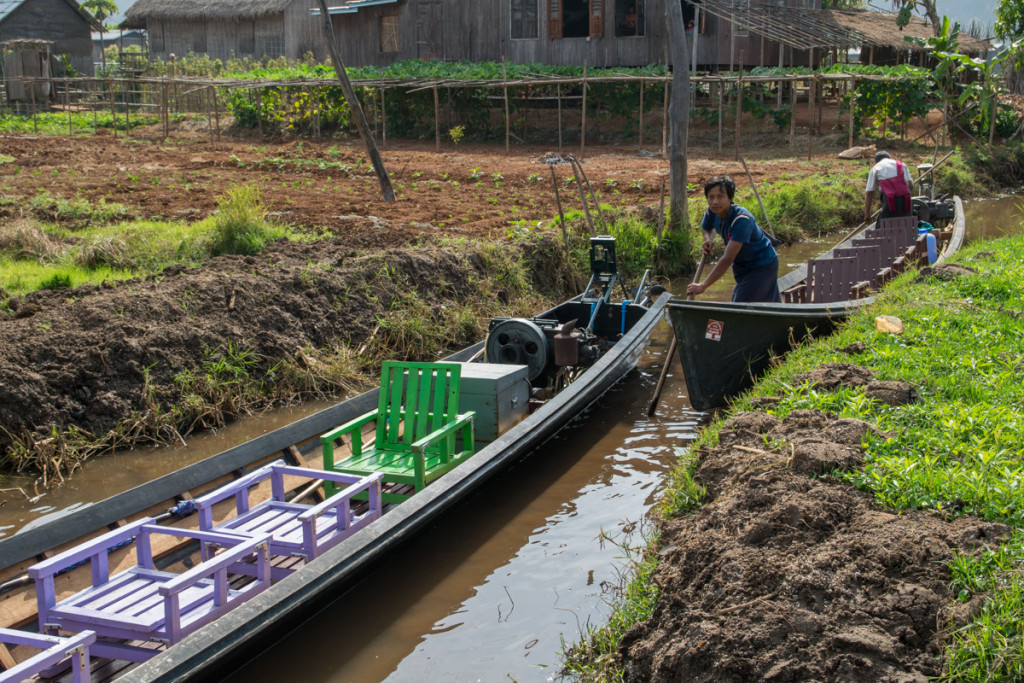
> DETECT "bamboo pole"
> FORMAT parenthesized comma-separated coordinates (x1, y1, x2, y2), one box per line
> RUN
(735, 53, 743, 161)
(503, 59, 510, 156)
(256, 88, 264, 140)
(717, 81, 723, 154)
(162, 80, 169, 140)
(580, 60, 588, 159)
(550, 165, 575, 288)
(662, 71, 669, 158)
(639, 77, 644, 150)
(434, 85, 440, 151)
(380, 70, 387, 150)
(315, 0, 394, 200)
(30, 82, 38, 135)
(65, 77, 73, 136)
(557, 83, 563, 152)
(848, 77, 855, 148)
(108, 79, 116, 138)
(789, 80, 796, 152)
(807, 74, 815, 161)
(213, 85, 220, 140)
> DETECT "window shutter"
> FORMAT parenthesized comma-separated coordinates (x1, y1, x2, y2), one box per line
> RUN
(590, 0, 604, 37)
(548, 0, 562, 38)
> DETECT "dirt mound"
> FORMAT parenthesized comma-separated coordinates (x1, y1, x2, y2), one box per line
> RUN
(0, 237, 523, 464)
(621, 407, 1010, 682)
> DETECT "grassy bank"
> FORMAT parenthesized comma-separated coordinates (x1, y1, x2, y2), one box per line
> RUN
(564, 232, 1024, 681)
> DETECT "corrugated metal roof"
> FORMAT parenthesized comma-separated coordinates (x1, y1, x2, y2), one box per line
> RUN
(696, 3, 989, 53)
(312, 0, 397, 16)
(0, 0, 26, 23)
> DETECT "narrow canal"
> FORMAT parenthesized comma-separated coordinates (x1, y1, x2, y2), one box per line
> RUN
(0, 195, 1018, 681)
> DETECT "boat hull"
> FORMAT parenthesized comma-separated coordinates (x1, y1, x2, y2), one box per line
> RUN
(667, 299, 858, 411)
(670, 196, 965, 412)
(107, 294, 668, 682)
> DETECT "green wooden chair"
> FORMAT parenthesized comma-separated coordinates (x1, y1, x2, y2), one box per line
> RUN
(321, 361, 476, 503)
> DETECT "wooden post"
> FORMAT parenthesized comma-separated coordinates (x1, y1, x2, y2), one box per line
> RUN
(718, 80, 723, 154)
(162, 80, 169, 140)
(30, 81, 38, 135)
(123, 77, 130, 138)
(108, 79, 116, 138)
(735, 53, 743, 160)
(66, 77, 72, 136)
(789, 79, 796, 152)
(502, 59, 510, 156)
(557, 83, 563, 152)
(662, 73, 669, 158)
(433, 85, 440, 151)
(213, 85, 220, 140)
(807, 74, 815, 161)
(380, 70, 387, 150)
(580, 60, 588, 159)
(848, 77, 855, 148)
(207, 85, 214, 143)
(256, 88, 264, 140)
(639, 78, 644, 150)
(989, 93, 997, 147)
(316, 0, 394, 200)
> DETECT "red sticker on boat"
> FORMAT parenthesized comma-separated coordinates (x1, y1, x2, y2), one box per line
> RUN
(705, 319, 724, 342)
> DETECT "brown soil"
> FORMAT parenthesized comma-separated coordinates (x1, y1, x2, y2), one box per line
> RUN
(0, 128, 990, 678)
(620, 381, 1008, 682)
(0, 129, 872, 466)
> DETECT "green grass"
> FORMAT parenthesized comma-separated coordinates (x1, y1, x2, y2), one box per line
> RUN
(583, 234, 1024, 681)
(0, 185, 317, 296)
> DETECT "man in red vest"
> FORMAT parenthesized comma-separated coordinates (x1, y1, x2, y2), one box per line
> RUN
(864, 150, 913, 223)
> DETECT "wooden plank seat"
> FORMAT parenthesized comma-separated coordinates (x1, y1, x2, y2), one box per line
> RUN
(194, 463, 384, 579)
(833, 244, 885, 289)
(321, 361, 476, 504)
(806, 256, 870, 303)
(28, 519, 271, 663)
(0, 628, 95, 683)
(876, 215, 918, 235)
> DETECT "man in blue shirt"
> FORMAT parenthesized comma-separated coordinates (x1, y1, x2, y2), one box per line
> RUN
(685, 175, 781, 303)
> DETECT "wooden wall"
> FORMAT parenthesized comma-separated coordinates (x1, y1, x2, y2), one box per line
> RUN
(329, 0, 817, 70)
(0, 0, 94, 75)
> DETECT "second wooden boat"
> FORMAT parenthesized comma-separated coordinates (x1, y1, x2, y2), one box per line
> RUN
(668, 196, 966, 411)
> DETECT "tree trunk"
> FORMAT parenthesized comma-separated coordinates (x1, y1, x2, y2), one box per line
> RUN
(316, 0, 395, 201)
(665, 0, 692, 243)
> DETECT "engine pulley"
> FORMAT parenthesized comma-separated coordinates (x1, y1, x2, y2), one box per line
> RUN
(485, 318, 549, 380)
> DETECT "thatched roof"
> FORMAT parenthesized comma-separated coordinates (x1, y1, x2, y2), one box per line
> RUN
(829, 10, 990, 53)
(0, 0, 103, 31)
(122, 0, 293, 27)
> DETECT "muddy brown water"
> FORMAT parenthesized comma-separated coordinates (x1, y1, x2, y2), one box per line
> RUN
(0, 195, 1016, 679)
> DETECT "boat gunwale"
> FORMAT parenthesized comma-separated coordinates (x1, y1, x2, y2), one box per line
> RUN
(95, 293, 669, 682)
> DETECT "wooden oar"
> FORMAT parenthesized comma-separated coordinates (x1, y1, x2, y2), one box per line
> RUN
(739, 155, 780, 243)
(646, 254, 707, 417)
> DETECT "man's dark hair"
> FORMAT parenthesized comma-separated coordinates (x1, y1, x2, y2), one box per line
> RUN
(704, 175, 736, 199)
(874, 150, 891, 163)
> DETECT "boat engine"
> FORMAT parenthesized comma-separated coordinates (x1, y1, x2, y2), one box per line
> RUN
(485, 316, 600, 382)
(911, 195, 956, 227)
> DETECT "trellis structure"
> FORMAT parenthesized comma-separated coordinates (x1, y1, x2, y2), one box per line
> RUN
(0, 68, 953, 159)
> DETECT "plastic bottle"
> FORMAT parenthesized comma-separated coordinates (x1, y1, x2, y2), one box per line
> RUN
(918, 222, 938, 264)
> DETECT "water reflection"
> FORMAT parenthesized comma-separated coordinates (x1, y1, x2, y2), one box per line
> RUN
(226, 326, 706, 683)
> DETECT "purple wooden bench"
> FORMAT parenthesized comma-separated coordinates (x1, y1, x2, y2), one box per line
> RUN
(28, 518, 271, 663)
(834, 244, 884, 289)
(194, 463, 383, 579)
(0, 628, 95, 683)
(806, 256, 870, 303)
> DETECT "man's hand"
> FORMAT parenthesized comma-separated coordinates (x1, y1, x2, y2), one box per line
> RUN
(686, 282, 707, 297)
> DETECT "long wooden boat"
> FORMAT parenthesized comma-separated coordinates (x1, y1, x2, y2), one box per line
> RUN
(668, 196, 966, 411)
(0, 237, 666, 682)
